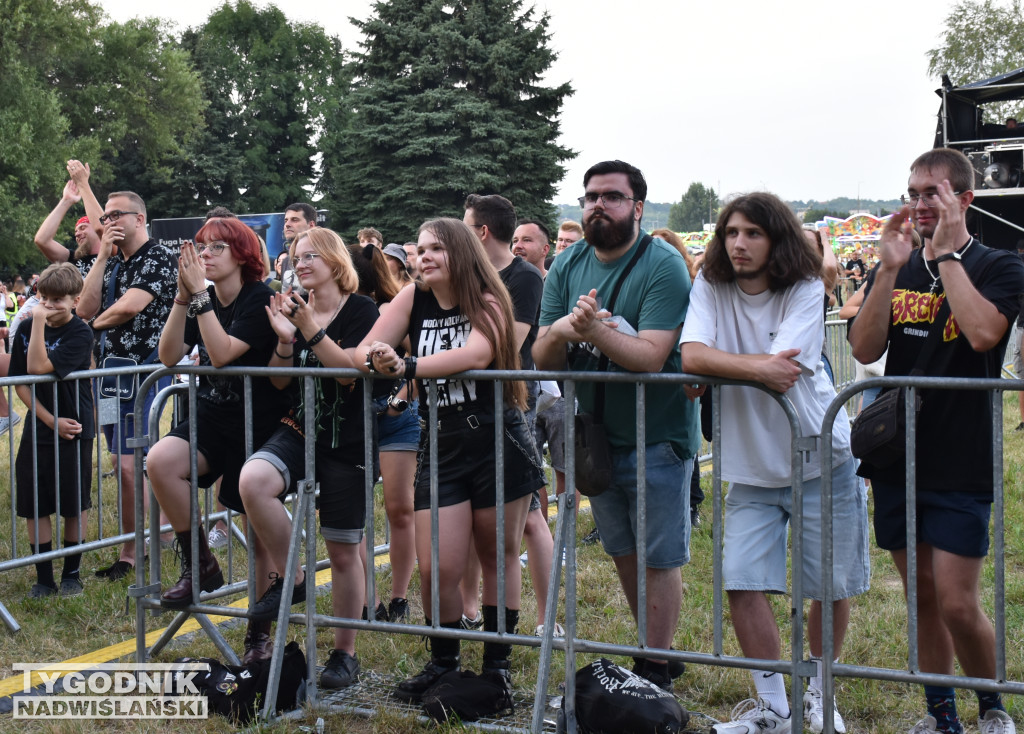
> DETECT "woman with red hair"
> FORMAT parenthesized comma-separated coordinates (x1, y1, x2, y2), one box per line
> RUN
(147, 218, 289, 661)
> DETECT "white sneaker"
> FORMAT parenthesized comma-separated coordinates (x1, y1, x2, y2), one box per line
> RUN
(979, 709, 1016, 734)
(519, 551, 528, 567)
(208, 526, 229, 549)
(803, 686, 846, 733)
(713, 698, 791, 733)
(908, 716, 939, 733)
(534, 622, 565, 638)
(0, 412, 21, 436)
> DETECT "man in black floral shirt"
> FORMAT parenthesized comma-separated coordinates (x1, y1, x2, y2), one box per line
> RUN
(79, 191, 177, 581)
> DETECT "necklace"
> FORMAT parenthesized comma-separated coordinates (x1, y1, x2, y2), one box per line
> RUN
(922, 237, 974, 294)
(316, 293, 347, 330)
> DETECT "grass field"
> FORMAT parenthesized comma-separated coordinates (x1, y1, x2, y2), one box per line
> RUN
(0, 389, 1022, 733)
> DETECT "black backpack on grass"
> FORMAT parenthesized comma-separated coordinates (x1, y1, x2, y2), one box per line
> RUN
(559, 658, 689, 734)
(421, 669, 514, 723)
(176, 641, 307, 724)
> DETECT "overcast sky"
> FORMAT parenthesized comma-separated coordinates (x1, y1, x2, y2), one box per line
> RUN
(98, 0, 965, 205)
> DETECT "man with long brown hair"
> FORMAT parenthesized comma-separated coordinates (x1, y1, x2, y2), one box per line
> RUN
(682, 191, 869, 734)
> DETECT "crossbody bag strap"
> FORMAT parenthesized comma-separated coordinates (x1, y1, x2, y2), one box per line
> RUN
(594, 233, 653, 422)
(97, 259, 121, 360)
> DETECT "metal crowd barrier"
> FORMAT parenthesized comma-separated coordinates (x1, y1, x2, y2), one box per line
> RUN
(2, 360, 1020, 733)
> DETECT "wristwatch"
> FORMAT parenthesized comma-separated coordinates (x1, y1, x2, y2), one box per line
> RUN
(934, 251, 963, 264)
(387, 394, 409, 412)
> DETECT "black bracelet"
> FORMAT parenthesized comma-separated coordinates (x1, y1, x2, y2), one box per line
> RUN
(365, 349, 378, 373)
(403, 356, 417, 380)
(274, 346, 293, 359)
(306, 328, 327, 348)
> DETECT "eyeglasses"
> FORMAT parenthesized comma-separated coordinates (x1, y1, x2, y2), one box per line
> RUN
(294, 252, 321, 266)
(195, 242, 229, 256)
(98, 210, 139, 225)
(578, 192, 637, 209)
(900, 191, 963, 208)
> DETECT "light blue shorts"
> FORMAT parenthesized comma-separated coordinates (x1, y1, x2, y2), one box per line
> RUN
(723, 458, 869, 600)
(589, 442, 692, 569)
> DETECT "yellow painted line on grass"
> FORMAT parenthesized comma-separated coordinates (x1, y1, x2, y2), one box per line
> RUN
(0, 495, 588, 699)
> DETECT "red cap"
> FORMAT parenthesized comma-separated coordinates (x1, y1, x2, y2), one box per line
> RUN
(76, 216, 89, 227)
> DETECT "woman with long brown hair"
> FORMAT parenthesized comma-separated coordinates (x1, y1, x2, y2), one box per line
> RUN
(359, 218, 543, 703)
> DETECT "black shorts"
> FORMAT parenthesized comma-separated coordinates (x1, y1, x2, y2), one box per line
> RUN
(413, 408, 545, 511)
(166, 402, 278, 515)
(16, 438, 94, 519)
(872, 481, 992, 558)
(247, 426, 369, 544)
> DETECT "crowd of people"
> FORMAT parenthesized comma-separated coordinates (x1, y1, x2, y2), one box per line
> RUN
(8, 150, 1021, 734)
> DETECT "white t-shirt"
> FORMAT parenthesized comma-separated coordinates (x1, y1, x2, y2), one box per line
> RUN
(681, 273, 852, 487)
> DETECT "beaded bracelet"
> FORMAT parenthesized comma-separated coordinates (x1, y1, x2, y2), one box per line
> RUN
(306, 328, 327, 348)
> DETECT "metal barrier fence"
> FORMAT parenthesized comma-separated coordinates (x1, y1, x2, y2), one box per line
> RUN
(2, 361, 1020, 732)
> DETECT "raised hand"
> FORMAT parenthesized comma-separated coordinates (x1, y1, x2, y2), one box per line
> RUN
(878, 207, 914, 272)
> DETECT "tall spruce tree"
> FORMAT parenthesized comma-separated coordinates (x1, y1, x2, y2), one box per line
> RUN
(320, 0, 574, 241)
(166, 1, 347, 217)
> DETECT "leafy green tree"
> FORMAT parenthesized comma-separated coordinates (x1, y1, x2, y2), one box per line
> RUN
(167, 1, 347, 217)
(927, 0, 1024, 120)
(802, 207, 850, 223)
(667, 182, 718, 232)
(321, 0, 574, 240)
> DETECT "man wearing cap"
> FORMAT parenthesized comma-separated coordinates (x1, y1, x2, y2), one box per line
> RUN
(34, 162, 103, 279)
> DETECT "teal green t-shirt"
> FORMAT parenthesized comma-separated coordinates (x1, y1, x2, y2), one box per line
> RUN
(539, 231, 700, 458)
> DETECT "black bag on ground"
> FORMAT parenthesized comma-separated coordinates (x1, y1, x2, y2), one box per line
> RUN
(561, 658, 688, 734)
(849, 386, 919, 468)
(421, 669, 513, 723)
(176, 640, 307, 724)
(574, 413, 613, 497)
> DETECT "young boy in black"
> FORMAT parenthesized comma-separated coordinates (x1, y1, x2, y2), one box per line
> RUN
(12, 263, 95, 598)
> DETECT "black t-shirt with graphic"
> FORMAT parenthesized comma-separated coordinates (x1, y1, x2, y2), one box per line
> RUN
(282, 294, 379, 462)
(408, 287, 495, 417)
(858, 243, 1024, 494)
(10, 316, 95, 444)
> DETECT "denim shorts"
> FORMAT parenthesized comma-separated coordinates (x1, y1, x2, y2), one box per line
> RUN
(534, 396, 566, 473)
(375, 396, 420, 452)
(872, 482, 992, 558)
(723, 459, 870, 600)
(589, 442, 693, 569)
(101, 375, 173, 455)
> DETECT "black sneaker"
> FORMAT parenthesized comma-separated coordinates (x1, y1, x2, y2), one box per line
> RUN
(581, 527, 600, 545)
(394, 658, 460, 702)
(248, 574, 306, 621)
(1016, 421, 1024, 432)
(361, 601, 388, 621)
(321, 649, 360, 689)
(388, 597, 410, 623)
(95, 559, 133, 581)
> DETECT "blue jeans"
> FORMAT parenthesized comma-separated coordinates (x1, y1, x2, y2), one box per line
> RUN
(589, 442, 693, 569)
